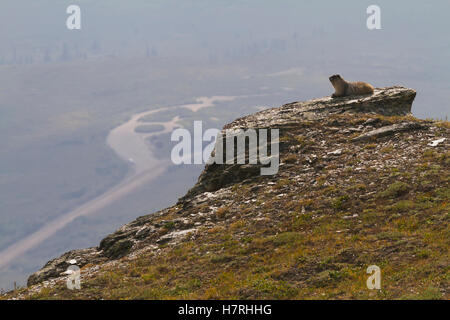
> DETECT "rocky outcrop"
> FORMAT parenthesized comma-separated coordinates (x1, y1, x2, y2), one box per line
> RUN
(179, 86, 416, 202)
(27, 248, 103, 287)
(27, 86, 423, 287)
(223, 86, 416, 129)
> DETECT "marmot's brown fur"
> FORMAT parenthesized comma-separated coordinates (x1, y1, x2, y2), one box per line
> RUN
(329, 74, 374, 98)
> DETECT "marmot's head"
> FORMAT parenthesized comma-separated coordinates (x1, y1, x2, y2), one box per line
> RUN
(329, 74, 343, 84)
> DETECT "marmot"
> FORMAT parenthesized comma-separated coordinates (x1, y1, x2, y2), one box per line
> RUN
(329, 74, 374, 98)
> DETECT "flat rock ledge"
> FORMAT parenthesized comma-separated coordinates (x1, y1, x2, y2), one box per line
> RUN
(179, 86, 416, 202)
(226, 86, 415, 129)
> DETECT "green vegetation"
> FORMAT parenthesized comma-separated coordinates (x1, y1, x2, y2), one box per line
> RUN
(378, 181, 410, 199)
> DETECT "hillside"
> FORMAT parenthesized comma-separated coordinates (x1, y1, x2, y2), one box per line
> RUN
(3, 87, 449, 300)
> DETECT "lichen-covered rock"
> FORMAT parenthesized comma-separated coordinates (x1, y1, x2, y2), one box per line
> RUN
(224, 86, 416, 129)
(179, 86, 416, 202)
(27, 248, 103, 287)
(352, 122, 426, 141)
(102, 239, 134, 259)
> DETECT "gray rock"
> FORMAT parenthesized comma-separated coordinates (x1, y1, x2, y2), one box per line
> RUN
(327, 149, 343, 156)
(27, 248, 103, 286)
(352, 122, 426, 142)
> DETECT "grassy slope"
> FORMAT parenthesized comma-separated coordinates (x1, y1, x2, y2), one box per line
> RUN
(4, 114, 449, 300)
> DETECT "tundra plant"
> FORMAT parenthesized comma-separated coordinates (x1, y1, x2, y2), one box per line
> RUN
(171, 121, 279, 175)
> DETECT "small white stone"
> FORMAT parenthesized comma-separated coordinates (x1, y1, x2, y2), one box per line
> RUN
(428, 138, 446, 147)
(327, 149, 342, 156)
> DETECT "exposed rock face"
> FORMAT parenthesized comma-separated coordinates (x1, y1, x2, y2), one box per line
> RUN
(27, 214, 159, 286)
(352, 122, 425, 141)
(26, 86, 431, 288)
(27, 248, 102, 287)
(179, 86, 416, 201)
(224, 86, 416, 129)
